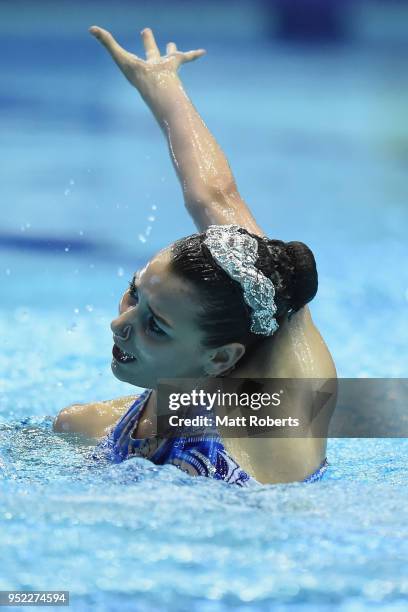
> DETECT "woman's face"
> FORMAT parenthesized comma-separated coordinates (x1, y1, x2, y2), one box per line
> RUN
(110, 247, 212, 389)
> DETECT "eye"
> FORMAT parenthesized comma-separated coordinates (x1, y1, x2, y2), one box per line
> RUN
(147, 315, 166, 337)
(127, 277, 166, 337)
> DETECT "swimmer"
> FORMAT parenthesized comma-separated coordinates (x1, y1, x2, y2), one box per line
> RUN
(53, 26, 337, 486)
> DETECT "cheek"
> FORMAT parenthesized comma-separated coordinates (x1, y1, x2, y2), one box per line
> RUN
(137, 335, 172, 363)
(175, 335, 203, 364)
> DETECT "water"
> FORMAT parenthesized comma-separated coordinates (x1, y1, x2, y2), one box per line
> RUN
(1, 422, 408, 609)
(1, 1, 408, 610)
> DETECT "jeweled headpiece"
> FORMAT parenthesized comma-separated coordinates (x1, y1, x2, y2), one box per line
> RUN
(203, 224, 279, 336)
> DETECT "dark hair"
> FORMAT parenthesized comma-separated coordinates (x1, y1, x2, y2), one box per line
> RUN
(170, 227, 317, 363)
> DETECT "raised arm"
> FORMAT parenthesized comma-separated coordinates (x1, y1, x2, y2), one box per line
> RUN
(89, 26, 265, 236)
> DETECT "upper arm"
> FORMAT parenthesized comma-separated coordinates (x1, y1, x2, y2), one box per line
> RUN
(184, 184, 267, 238)
(53, 395, 137, 438)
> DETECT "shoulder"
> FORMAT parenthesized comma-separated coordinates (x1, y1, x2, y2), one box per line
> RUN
(233, 305, 337, 379)
(53, 394, 141, 438)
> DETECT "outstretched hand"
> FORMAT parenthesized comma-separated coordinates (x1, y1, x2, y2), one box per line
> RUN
(89, 26, 206, 93)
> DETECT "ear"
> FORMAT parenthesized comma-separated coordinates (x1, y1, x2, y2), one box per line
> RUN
(205, 343, 245, 377)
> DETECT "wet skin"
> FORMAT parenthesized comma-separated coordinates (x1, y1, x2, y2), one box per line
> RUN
(110, 246, 245, 391)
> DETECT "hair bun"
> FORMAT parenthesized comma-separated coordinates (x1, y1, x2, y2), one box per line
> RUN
(285, 241, 318, 314)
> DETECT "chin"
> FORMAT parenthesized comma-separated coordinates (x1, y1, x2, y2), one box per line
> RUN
(110, 360, 150, 388)
(110, 360, 134, 383)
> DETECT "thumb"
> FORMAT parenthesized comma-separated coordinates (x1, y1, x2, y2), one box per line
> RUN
(180, 49, 207, 65)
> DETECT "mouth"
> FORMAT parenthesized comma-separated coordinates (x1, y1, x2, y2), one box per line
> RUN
(112, 343, 137, 364)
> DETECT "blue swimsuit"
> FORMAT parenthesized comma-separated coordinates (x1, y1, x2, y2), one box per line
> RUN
(93, 389, 328, 487)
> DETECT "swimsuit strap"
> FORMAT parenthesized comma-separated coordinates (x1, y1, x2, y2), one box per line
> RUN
(112, 389, 152, 445)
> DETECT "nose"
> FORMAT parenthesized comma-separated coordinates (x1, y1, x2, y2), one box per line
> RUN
(110, 321, 132, 341)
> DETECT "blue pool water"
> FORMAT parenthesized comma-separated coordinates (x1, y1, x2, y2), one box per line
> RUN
(1, 2, 408, 610)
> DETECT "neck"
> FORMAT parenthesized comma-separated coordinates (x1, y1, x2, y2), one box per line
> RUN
(228, 309, 309, 379)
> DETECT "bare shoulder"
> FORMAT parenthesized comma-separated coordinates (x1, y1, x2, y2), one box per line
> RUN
(234, 305, 337, 380)
(53, 394, 139, 438)
(297, 305, 337, 379)
(226, 306, 337, 483)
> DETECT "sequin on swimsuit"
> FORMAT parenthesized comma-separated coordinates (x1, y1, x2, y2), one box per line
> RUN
(92, 389, 329, 487)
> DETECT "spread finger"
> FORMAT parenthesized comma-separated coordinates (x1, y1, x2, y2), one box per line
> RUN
(141, 28, 161, 60)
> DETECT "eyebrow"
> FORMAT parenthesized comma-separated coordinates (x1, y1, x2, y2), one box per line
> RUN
(133, 271, 174, 330)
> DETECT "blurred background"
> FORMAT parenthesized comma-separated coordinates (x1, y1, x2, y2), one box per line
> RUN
(1, 0, 407, 412)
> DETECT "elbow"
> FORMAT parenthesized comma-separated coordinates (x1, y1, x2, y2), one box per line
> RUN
(183, 189, 211, 213)
(53, 405, 82, 433)
(184, 182, 239, 213)
(53, 408, 69, 433)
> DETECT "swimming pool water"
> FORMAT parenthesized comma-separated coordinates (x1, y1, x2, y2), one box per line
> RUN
(1, 245, 407, 612)
(1, 407, 408, 610)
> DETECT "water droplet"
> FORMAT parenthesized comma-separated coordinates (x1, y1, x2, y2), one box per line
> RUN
(57, 381, 63, 387)
(64, 247, 70, 252)
(86, 304, 94, 312)
(117, 267, 124, 277)
(74, 308, 79, 314)
(148, 215, 155, 222)
(89, 264, 95, 269)
(79, 230, 84, 236)
(5, 269, 11, 276)
(69, 179, 75, 186)
(64, 189, 70, 196)
(145, 226, 152, 236)
(138, 234, 147, 243)
(152, 204, 157, 210)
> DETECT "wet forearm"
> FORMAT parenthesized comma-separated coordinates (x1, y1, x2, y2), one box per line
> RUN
(140, 73, 238, 206)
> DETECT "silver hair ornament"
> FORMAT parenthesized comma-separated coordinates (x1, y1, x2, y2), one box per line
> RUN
(203, 224, 279, 336)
